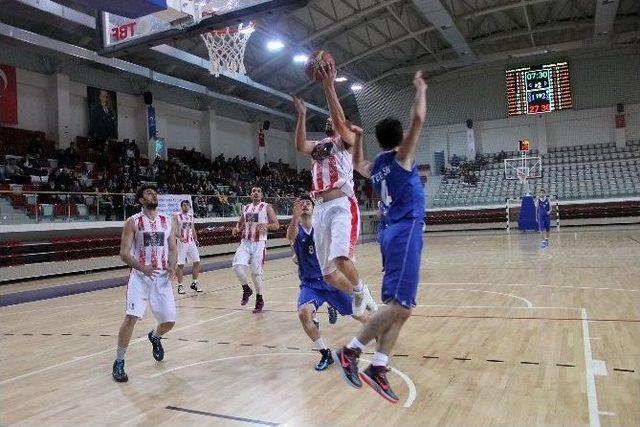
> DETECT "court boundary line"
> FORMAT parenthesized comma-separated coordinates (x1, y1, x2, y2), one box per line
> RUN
(444, 289, 533, 307)
(582, 308, 601, 427)
(165, 405, 279, 426)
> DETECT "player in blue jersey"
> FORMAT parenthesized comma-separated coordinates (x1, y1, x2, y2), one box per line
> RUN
(287, 195, 369, 371)
(536, 189, 551, 247)
(332, 71, 428, 403)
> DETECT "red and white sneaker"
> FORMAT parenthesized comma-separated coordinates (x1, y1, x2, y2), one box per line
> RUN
(360, 364, 399, 403)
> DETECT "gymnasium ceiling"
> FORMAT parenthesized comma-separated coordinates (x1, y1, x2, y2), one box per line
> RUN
(0, 0, 639, 130)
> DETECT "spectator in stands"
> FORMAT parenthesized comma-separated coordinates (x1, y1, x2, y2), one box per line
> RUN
(61, 142, 79, 169)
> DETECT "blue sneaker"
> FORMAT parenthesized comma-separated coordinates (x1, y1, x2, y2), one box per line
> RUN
(112, 359, 128, 382)
(315, 349, 334, 371)
(328, 306, 338, 325)
(148, 331, 164, 361)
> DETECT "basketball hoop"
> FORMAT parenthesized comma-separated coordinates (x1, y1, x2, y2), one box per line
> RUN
(200, 21, 255, 77)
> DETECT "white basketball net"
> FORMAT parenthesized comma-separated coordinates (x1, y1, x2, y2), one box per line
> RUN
(516, 166, 528, 184)
(200, 22, 254, 77)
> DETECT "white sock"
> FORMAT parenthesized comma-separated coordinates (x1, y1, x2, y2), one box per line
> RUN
(347, 337, 365, 351)
(354, 281, 364, 293)
(313, 338, 327, 350)
(192, 279, 198, 284)
(372, 351, 389, 367)
(115, 346, 127, 361)
(178, 282, 182, 286)
(151, 330, 161, 339)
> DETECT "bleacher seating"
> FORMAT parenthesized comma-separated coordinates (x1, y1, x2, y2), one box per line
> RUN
(431, 141, 640, 207)
(0, 221, 290, 267)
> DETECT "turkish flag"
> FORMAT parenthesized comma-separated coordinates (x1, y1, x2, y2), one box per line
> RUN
(0, 65, 18, 125)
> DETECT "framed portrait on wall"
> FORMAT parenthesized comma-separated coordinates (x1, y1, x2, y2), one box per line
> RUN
(87, 86, 118, 139)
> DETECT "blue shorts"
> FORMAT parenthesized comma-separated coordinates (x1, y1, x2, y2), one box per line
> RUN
(380, 219, 423, 309)
(297, 282, 353, 316)
(538, 216, 550, 232)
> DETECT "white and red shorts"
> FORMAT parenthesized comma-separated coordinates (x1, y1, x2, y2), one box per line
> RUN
(312, 195, 360, 275)
(232, 240, 267, 275)
(125, 269, 176, 323)
(177, 240, 200, 265)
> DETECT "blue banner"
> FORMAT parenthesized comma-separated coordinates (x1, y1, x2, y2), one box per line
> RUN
(147, 105, 157, 139)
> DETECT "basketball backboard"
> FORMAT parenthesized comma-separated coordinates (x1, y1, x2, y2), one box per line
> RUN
(97, 0, 309, 56)
(504, 156, 542, 181)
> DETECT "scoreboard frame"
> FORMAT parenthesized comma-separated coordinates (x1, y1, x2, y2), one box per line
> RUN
(506, 62, 572, 117)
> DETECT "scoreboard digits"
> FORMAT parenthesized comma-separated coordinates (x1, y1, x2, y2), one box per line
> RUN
(506, 62, 572, 116)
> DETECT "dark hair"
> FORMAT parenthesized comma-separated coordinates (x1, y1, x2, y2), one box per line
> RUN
(136, 184, 157, 204)
(375, 117, 403, 150)
(180, 200, 190, 206)
(299, 194, 315, 207)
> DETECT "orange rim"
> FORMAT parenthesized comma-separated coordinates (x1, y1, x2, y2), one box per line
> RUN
(205, 20, 256, 36)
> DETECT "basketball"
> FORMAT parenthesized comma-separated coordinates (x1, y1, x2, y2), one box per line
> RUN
(305, 50, 335, 82)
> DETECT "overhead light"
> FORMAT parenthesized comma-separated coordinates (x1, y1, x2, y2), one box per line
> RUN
(511, 49, 548, 58)
(293, 54, 308, 63)
(350, 84, 363, 91)
(266, 40, 285, 51)
(335, 77, 348, 82)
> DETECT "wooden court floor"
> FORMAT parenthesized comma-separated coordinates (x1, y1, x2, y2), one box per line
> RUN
(1, 225, 639, 427)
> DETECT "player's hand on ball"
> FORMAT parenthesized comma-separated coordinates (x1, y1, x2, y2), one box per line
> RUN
(292, 96, 307, 116)
(413, 71, 427, 90)
(318, 62, 337, 84)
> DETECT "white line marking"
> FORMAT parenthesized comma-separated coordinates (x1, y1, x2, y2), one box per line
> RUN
(592, 360, 607, 376)
(419, 282, 640, 293)
(0, 300, 116, 317)
(0, 311, 238, 385)
(598, 411, 615, 417)
(264, 301, 573, 310)
(581, 308, 601, 427)
(150, 352, 418, 408)
(589, 337, 601, 340)
(445, 289, 533, 308)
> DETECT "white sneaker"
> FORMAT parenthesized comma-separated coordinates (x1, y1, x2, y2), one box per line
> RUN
(362, 284, 378, 312)
(177, 285, 186, 294)
(352, 289, 366, 317)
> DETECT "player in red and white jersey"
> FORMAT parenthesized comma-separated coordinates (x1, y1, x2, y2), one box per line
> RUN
(172, 200, 202, 295)
(293, 66, 377, 317)
(232, 186, 279, 313)
(112, 184, 177, 383)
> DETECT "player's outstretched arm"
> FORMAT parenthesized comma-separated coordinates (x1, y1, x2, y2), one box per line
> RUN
(293, 96, 314, 155)
(350, 122, 372, 178)
(396, 71, 428, 169)
(319, 63, 356, 147)
(286, 199, 302, 242)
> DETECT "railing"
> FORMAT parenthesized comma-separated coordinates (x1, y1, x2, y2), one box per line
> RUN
(0, 189, 378, 225)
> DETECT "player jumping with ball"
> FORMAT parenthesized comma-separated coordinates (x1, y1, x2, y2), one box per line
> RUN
(292, 59, 377, 318)
(332, 70, 428, 403)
